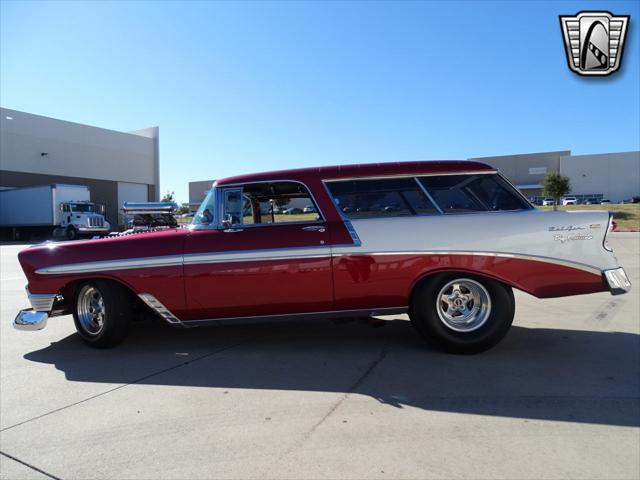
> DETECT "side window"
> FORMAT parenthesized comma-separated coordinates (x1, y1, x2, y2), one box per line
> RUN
(223, 189, 243, 224)
(418, 175, 485, 213)
(465, 175, 531, 211)
(224, 181, 322, 226)
(418, 174, 531, 213)
(326, 178, 439, 219)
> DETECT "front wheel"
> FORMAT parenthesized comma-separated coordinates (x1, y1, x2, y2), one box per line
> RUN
(73, 280, 132, 348)
(410, 273, 515, 354)
(66, 226, 78, 240)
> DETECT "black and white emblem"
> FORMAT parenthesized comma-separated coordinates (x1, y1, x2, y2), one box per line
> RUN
(559, 11, 630, 76)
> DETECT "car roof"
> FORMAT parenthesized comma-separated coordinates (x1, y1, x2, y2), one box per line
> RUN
(215, 160, 495, 186)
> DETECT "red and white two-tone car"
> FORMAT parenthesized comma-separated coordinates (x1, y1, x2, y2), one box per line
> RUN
(15, 161, 631, 353)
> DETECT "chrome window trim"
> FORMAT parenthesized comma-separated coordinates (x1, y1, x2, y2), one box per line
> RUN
(413, 177, 444, 215)
(206, 179, 327, 230)
(35, 247, 602, 276)
(415, 173, 534, 214)
(321, 170, 496, 183)
(495, 172, 535, 209)
(322, 176, 445, 221)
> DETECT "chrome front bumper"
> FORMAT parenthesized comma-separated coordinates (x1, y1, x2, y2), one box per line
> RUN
(604, 267, 632, 295)
(77, 227, 109, 232)
(14, 310, 48, 331)
(13, 290, 57, 331)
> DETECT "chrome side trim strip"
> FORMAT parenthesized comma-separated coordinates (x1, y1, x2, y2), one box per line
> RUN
(183, 246, 332, 265)
(35, 248, 602, 276)
(35, 254, 184, 275)
(181, 306, 408, 327)
(331, 249, 602, 275)
(138, 293, 185, 326)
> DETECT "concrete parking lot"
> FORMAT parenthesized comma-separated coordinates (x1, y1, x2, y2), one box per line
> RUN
(1, 235, 639, 480)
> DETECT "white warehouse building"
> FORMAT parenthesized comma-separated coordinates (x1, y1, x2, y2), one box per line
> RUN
(560, 151, 640, 202)
(0, 108, 159, 226)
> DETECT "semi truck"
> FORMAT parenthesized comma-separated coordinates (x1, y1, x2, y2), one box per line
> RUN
(0, 184, 110, 240)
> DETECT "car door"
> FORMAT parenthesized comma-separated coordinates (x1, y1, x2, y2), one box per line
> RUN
(183, 182, 334, 321)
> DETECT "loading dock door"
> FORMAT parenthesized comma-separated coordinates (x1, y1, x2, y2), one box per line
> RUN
(117, 182, 148, 226)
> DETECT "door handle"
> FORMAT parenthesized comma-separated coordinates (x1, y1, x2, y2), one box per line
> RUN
(302, 225, 326, 232)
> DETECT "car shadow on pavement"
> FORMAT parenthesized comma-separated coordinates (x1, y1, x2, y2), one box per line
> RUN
(23, 317, 640, 427)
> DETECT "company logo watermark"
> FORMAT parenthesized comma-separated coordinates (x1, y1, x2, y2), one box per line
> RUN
(559, 11, 630, 76)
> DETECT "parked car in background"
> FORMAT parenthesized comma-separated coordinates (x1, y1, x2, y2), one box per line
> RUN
(542, 198, 555, 206)
(584, 198, 599, 205)
(14, 161, 630, 354)
(600, 199, 611, 204)
(562, 197, 577, 206)
(283, 207, 303, 215)
(621, 196, 640, 204)
(303, 205, 316, 213)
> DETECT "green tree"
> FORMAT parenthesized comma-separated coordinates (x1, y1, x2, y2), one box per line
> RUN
(161, 190, 175, 202)
(542, 172, 571, 211)
(176, 204, 190, 215)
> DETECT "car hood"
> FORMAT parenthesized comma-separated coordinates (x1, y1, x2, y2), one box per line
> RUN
(18, 228, 189, 282)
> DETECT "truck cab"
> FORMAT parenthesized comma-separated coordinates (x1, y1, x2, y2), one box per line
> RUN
(56, 201, 110, 240)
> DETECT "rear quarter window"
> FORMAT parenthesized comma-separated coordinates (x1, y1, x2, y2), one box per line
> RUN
(418, 174, 531, 213)
(326, 178, 439, 219)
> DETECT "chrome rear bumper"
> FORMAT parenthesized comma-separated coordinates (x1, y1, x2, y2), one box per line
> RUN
(604, 267, 632, 295)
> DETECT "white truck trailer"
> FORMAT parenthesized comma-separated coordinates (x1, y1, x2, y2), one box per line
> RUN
(0, 184, 110, 240)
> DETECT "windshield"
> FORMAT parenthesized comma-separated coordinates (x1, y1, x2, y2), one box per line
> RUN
(192, 189, 216, 226)
(70, 203, 95, 212)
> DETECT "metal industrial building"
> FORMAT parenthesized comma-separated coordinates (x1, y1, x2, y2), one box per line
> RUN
(0, 108, 159, 226)
(473, 150, 640, 202)
(560, 151, 640, 202)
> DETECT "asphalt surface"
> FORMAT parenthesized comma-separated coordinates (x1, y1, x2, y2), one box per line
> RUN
(1, 234, 639, 480)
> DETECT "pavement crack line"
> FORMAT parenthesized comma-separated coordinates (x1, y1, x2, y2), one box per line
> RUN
(282, 349, 388, 458)
(0, 450, 63, 480)
(1, 339, 249, 433)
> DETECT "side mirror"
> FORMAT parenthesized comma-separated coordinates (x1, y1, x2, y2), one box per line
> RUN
(221, 219, 232, 230)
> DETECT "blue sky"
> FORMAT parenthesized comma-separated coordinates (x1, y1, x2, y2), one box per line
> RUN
(1, 0, 639, 204)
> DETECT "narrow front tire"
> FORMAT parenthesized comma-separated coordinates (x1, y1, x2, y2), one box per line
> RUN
(73, 280, 132, 348)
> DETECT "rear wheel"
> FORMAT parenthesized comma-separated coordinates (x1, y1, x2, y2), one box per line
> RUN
(410, 273, 515, 354)
(73, 280, 132, 348)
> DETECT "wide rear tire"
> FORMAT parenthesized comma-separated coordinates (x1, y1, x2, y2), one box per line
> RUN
(410, 273, 515, 354)
(73, 280, 132, 348)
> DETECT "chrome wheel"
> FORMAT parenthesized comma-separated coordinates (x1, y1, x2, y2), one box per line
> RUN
(76, 285, 106, 336)
(436, 278, 492, 332)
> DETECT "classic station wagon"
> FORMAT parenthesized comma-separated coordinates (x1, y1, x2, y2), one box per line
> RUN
(15, 161, 631, 353)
